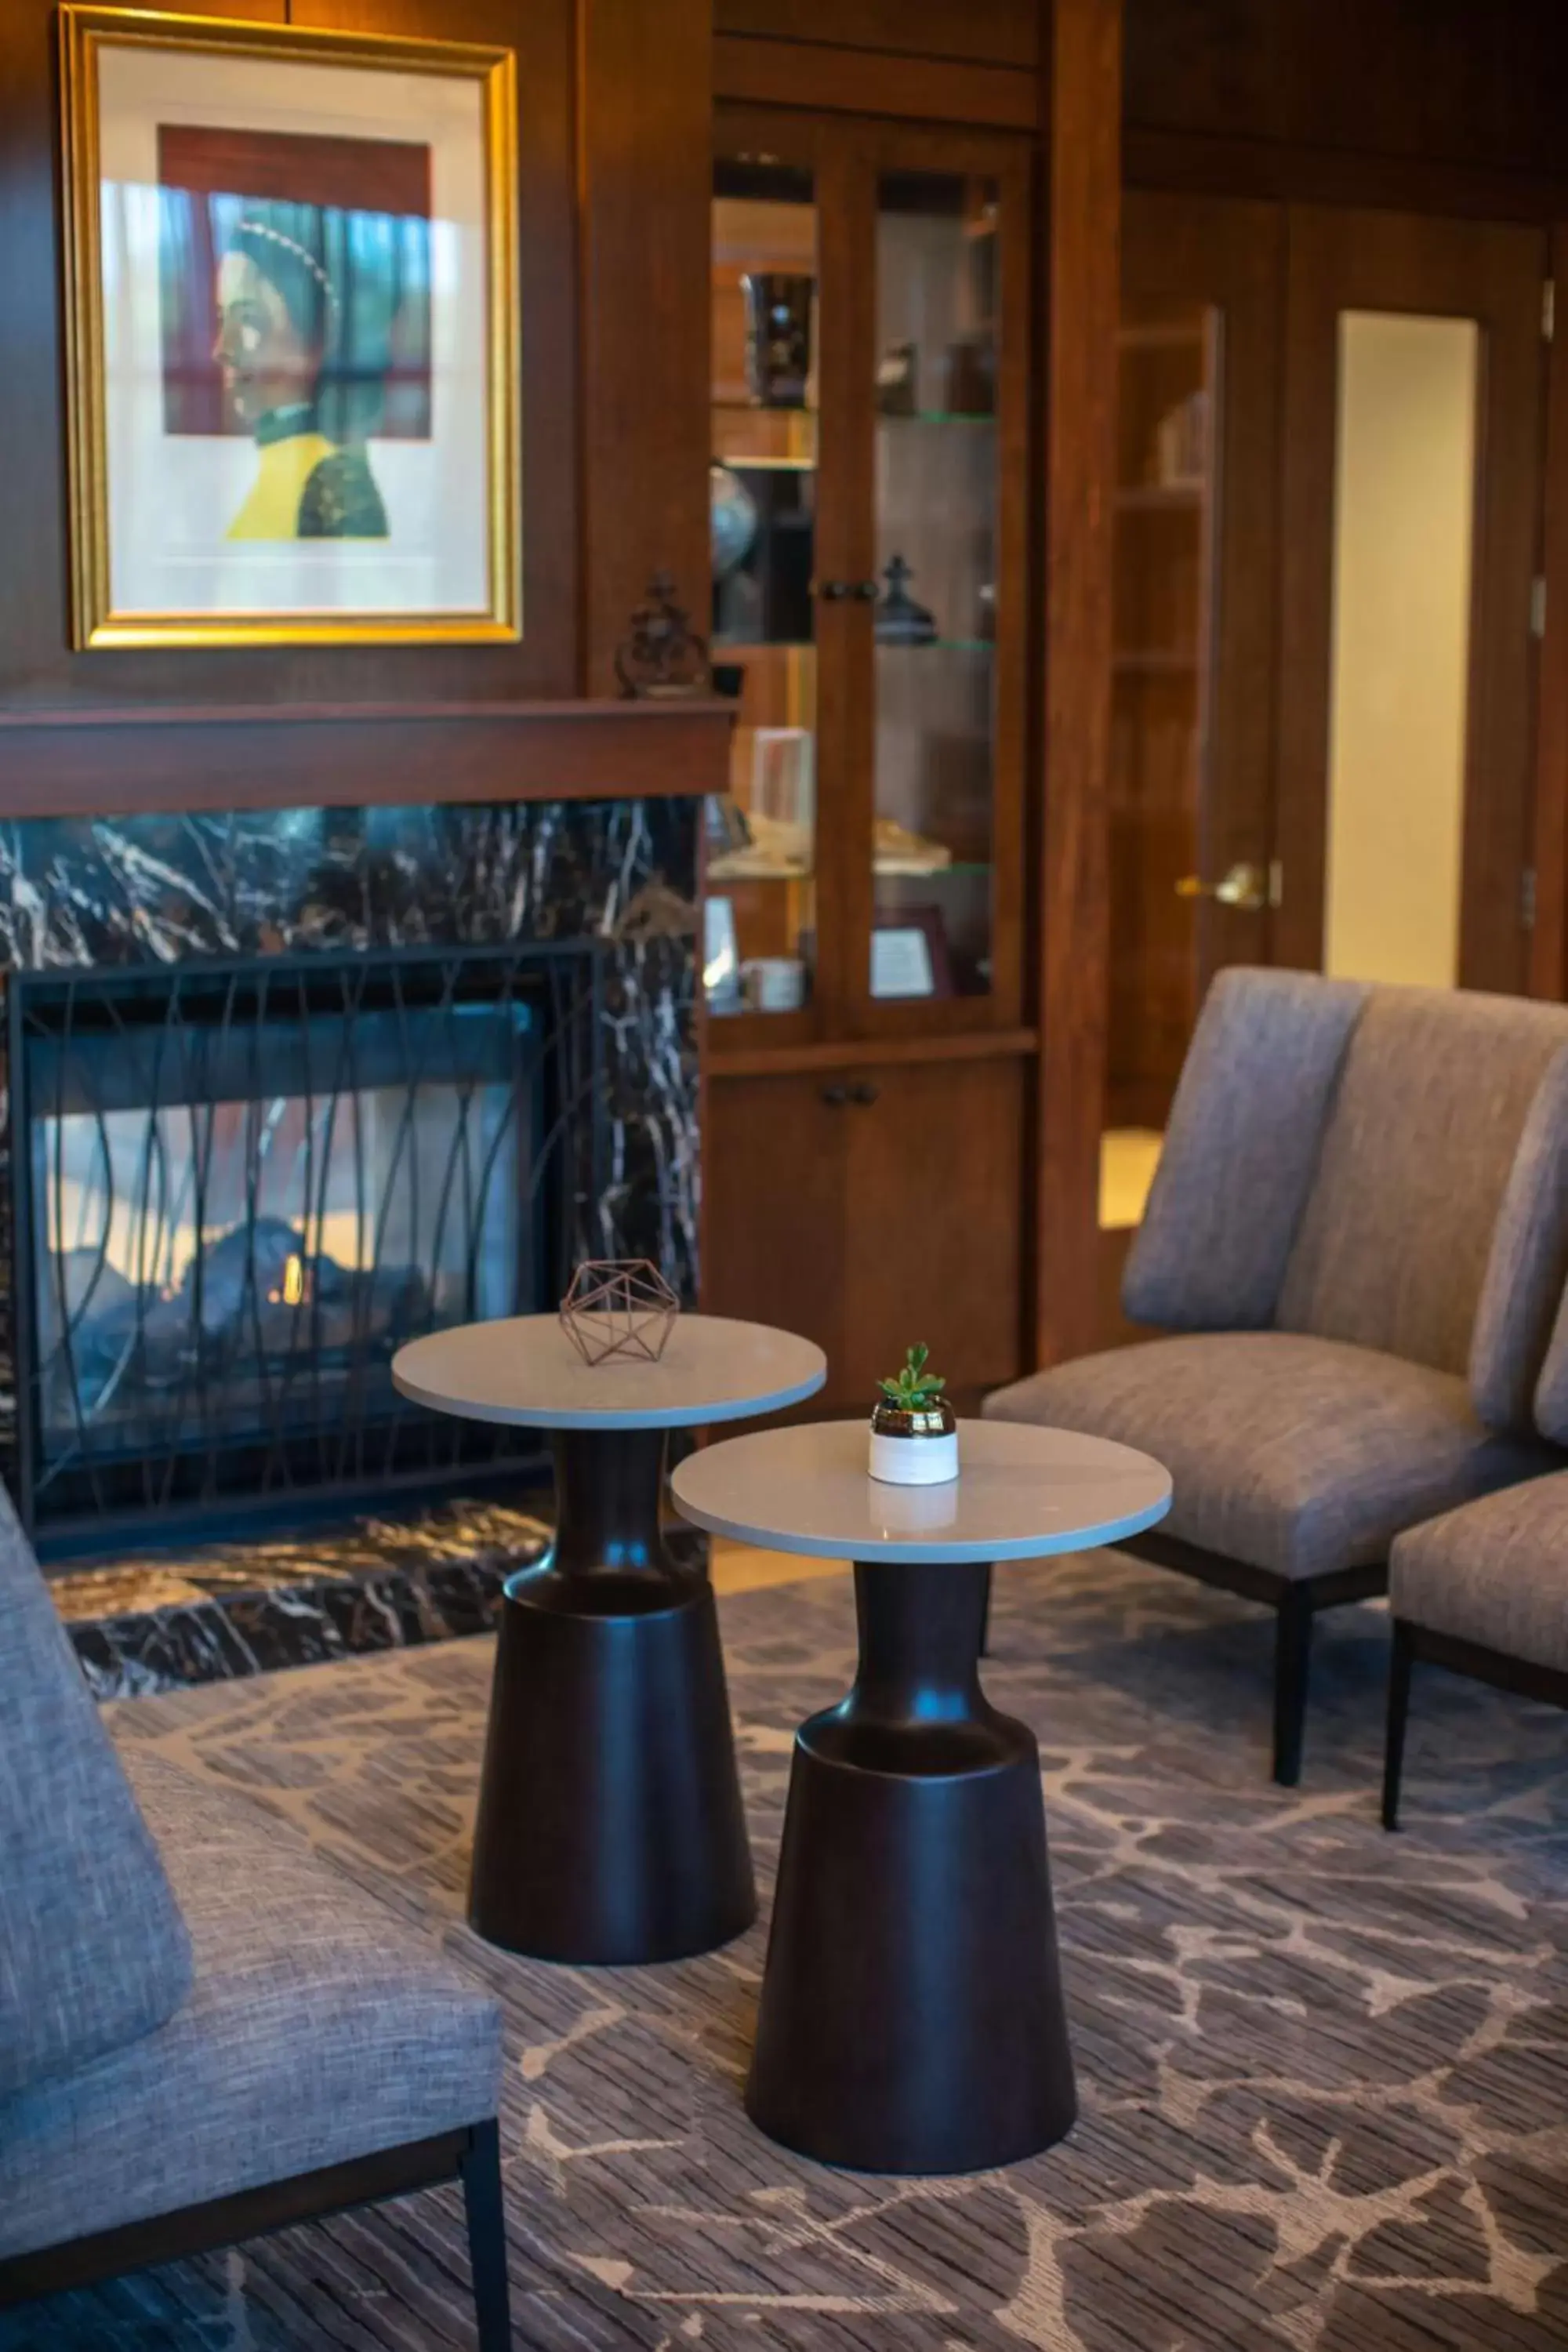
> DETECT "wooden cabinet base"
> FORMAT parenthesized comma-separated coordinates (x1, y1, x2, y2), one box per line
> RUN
(704, 1056, 1026, 1408)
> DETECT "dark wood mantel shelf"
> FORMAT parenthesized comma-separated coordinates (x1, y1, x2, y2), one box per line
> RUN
(0, 699, 735, 819)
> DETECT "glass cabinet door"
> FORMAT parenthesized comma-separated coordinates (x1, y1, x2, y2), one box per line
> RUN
(705, 118, 1027, 1044)
(868, 165, 1007, 1012)
(706, 147, 821, 1027)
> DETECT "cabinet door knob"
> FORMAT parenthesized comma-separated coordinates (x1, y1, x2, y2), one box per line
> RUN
(822, 1083, 850, 1105)
(850, 579, 880, 601)
(848, 1080, 880, 1105)
(813, 579, 848, 601)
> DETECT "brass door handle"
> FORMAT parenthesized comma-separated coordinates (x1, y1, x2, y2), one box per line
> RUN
(1175, 860, 1269, 912)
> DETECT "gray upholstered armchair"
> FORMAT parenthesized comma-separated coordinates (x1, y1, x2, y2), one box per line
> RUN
(986, 970, 1568, 1784)
(0, 1485, 510, 2344)
(1385, 1214, 1568, 1826)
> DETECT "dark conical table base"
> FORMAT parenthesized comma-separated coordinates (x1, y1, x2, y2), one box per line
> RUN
(469, 1428, 756, 1964)
(746, 1557, 1076, 2173)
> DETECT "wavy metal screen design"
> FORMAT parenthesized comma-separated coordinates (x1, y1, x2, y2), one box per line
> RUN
(10, 944, 601, 1536)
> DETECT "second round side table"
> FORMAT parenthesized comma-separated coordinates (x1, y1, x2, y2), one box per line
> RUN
(673, 1417, 1171, 2174)
(393, 1313, 825, 1965)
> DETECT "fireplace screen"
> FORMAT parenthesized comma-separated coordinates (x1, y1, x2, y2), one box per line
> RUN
(11, 946, 597, 1532)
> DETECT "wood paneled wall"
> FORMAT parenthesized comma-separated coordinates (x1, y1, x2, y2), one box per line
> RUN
(1033, 0, 1122, 1365)
(1123, 0, 1568, 182)
(717, 0, 1036, 67)
(578, 0, 712, 694)
(0, 0, 581, 713)
(717, 0, 1568, 218)
(0, 0, 712, 760)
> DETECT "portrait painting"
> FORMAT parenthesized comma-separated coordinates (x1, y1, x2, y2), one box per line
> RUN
(60, 8, 519, 646)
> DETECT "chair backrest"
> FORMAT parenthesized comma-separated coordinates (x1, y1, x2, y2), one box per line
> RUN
(1123, 967, 1368, 1332)
(0, 1483, 191, 2097)
(1276, 985, 1568, 1374)
(1126, 970, 1568, 1426)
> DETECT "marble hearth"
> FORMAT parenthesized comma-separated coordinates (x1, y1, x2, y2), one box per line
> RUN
(0, 793, 701, 1687)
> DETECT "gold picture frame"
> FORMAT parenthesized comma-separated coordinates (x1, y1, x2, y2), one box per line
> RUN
(59, 4, 521, 648)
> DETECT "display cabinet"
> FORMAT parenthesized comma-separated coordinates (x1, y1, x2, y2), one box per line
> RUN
(702, 104, 1034, 1403)
(705, 108, 1029, 1044)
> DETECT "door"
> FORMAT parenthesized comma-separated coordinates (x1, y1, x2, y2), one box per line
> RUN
(703, 1072, 849, 1368)
(1102, 191, 1285, 1238)
(844, 125, 1033, 1045)
(1274, 208, 1548, 996)
(834, 1057, 1025, 1405)
(703, 1058, 1025, 1410)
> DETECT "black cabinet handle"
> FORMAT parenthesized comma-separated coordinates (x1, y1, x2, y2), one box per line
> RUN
(848, 1080, 880, 1105)
(813, 579, 848, 601)
(850, 580, 880, 601)
(822, 1083, 850, 1105)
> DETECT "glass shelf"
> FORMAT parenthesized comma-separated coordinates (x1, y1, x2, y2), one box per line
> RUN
(877, 408, 996, 426)
(877, 637, 994, 654)
(706, 864, 816, 885)
(713, 397, 820, 416)
(716, 455, 818, 474)
(873, 860, 993, 879)
(713, 635, 816, 653)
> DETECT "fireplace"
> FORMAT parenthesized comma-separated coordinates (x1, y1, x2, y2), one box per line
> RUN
(10, 942, 600, 1537)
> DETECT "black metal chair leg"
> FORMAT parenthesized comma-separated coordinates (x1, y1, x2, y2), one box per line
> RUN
(1272, 1587, 1314, 1787)
(1382, 1618, 1414, 1831)
(459, 2120, 511, 2350)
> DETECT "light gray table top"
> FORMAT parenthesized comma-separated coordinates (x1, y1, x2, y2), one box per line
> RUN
(391, 1314, 827, 1432)
(671, 1418, 1171, 1564)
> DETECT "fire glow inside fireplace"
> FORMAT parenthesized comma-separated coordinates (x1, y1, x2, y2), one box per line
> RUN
(9, 943, 600, 1538)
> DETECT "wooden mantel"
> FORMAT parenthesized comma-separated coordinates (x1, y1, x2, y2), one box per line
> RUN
(0, 699, 734, 819)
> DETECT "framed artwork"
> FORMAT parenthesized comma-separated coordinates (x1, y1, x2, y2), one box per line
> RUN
(59, 5, 520, 648)
(872, 907, 954, 1000)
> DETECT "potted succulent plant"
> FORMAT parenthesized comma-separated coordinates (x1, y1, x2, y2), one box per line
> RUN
(868, 1344, 958, 1486)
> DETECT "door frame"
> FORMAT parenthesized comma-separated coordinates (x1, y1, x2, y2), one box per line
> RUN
(1112, 189, 1287, 1120)
(1272, 205, 1548, 994)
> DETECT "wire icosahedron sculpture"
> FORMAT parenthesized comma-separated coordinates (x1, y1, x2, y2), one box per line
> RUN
(559, 1259, 679, 1366)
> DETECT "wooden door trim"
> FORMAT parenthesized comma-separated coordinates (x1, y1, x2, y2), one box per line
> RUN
(1116, 190, 1287, 1080)
(1033, 0, 1123, 1368)
(709, 1024, 1038, 1079)
(1532, 224, 1568, 1001)
(1273, 206, 1548, 995)
(1124, 129, 1568, 234)
(713, 34, 1039, 132)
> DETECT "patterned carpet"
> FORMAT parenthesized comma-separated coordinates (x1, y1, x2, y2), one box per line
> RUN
(10, 1548, 1568, 2351)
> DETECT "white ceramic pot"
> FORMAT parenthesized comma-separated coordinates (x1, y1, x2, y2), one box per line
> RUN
(867, 1421, 960, 1486)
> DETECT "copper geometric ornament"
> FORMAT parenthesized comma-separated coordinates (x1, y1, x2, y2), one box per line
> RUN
(559, 1259, 679, 1366)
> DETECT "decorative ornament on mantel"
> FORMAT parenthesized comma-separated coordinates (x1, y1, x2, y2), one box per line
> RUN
(868, 1344, 959, 1486)
(560, 1259, 679, 1366)
(615, 572, 712, 699)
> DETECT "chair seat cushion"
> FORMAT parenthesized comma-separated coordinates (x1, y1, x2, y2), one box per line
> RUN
(0, 1750, 501, 2261)
(1391, 1472, 1568, 1675)
(984, 1333, 1555, 1583)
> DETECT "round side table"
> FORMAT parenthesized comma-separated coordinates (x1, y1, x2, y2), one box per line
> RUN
(393, 1314, 825, 1965)
(672, 1417, 1171, 2175)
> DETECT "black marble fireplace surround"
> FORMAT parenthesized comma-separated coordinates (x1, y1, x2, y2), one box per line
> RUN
(0, 794, 701, 1692)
